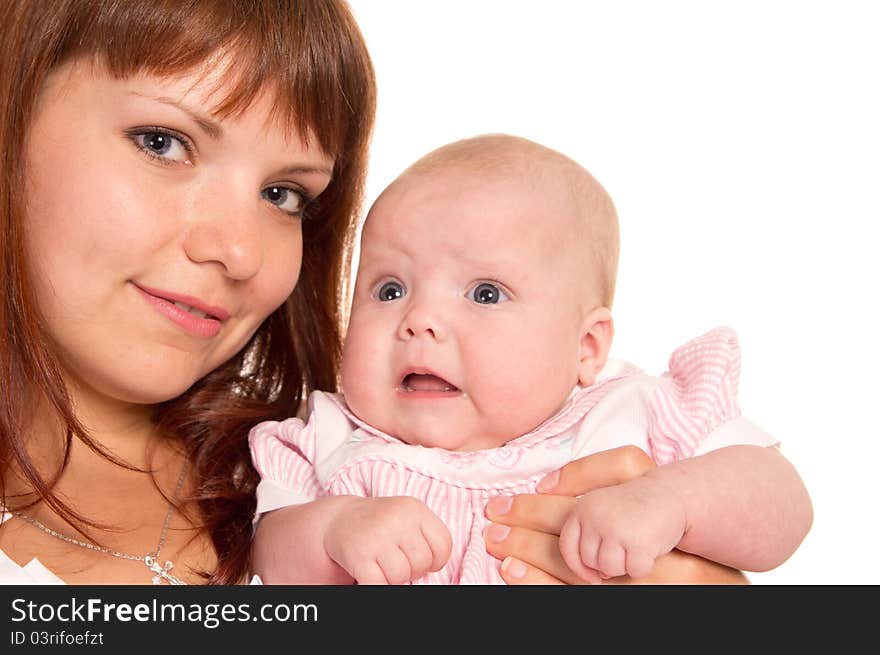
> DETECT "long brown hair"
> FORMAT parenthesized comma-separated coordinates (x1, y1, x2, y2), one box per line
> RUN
(0, 0, 376, 583)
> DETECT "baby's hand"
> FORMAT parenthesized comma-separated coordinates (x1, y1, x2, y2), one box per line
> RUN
(324, 496, 452, 584)
(559, 477, 687, 582)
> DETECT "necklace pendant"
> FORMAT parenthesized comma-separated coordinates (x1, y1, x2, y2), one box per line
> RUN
(145, 555, 185, 585)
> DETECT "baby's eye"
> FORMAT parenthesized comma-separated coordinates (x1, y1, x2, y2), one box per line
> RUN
(262, 186, 309, 216)
(468, 282, 509, 305)
(375, 280, 405, 302)
(131, 130, 191, 163)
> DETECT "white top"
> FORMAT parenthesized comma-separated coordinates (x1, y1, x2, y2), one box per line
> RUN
(0, 512, 66, 584)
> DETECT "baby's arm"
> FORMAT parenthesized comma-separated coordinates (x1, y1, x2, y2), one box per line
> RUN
(252, 495, 453, 585)
(249, 399, 452, 584)
(560, 444, 813, 581)
(252, 497, 362, 584)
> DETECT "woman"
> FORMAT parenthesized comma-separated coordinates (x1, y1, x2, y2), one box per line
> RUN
(0, 0, 740, 586)
(0, 0, 375, 585)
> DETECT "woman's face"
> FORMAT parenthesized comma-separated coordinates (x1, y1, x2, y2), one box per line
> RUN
(23, 58, 333, 408)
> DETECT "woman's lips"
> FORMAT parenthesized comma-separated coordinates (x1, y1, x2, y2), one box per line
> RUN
(133, 283, 225, 339)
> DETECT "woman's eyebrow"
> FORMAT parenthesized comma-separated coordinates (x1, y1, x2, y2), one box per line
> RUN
(278, 164, 334, 177)
(128, 92, 223, 139)
(128, 91, 334, 176)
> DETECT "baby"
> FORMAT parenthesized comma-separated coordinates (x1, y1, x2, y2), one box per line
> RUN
(249, 134, 810, 584)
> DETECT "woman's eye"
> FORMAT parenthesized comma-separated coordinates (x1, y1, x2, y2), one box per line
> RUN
(131, 130, 191, 163)
(262, 186, 308, 215)
(376, 280, 405, 302)
(468, 282, 508, 305)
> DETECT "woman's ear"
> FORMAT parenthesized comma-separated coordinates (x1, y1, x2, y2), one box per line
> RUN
(578, 307, 614, 387)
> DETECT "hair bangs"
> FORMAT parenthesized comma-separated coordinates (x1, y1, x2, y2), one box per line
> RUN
(63, 0, 365, 159)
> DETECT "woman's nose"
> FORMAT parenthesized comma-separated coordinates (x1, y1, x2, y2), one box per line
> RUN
(182, 186, 265, 281)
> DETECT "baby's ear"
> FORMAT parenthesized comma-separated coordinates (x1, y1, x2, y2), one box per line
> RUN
(577, 307, 614, 387)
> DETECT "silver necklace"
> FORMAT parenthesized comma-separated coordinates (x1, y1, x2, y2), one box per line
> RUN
(14, 463, 189, 585)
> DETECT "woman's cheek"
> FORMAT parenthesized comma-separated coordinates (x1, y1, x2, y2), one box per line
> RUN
(261, 228, 303, 310)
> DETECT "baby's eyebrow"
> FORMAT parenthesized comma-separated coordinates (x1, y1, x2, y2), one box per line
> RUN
(128, 92, 224, 140)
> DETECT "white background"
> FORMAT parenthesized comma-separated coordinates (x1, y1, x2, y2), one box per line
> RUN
(348, 0, 879, 584)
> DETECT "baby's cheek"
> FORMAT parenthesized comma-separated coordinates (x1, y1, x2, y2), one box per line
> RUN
(339, 357, 363, 403)
(340, 336, 383, 422)
(339, 375, 374, 428)
(488, 356, 577, 432)
(473, 377, 543, 438)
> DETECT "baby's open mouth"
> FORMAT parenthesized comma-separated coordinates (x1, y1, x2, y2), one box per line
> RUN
(401, 373, 459, 393)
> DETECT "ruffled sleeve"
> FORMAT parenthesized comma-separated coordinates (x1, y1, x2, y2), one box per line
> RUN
(647, 327, 744, 465)
(248, 415, 323, 516)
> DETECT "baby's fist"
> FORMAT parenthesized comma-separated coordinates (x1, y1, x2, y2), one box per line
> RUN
(559, 477, 686, 582)
(325, 496, 452, 584)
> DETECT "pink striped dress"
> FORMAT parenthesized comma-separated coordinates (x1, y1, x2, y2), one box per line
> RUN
(249, 327, 778, 584)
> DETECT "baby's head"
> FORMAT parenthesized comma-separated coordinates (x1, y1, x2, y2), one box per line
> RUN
(341, 134, 619, 451)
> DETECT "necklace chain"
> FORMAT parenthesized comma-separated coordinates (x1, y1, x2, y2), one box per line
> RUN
(14, 462, 189, 585)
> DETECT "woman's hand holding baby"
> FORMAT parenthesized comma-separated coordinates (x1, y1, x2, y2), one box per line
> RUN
(485, 446, 750, 584)
(558, 474, 687, 581)
(324, 496, 452, 584)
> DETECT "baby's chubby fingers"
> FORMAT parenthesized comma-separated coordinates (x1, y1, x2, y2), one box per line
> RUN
(350, 560, 391, 585)
(376, 549, 414, 585)
(558, 517, 603, 584)
(596, 541, 628, 579)
(397, 534, 436, 579)
(624, 550, 656, 580)
(420, 512, 453, 572)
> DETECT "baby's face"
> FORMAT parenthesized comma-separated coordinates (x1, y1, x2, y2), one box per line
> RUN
(340, 167, 594, 451)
